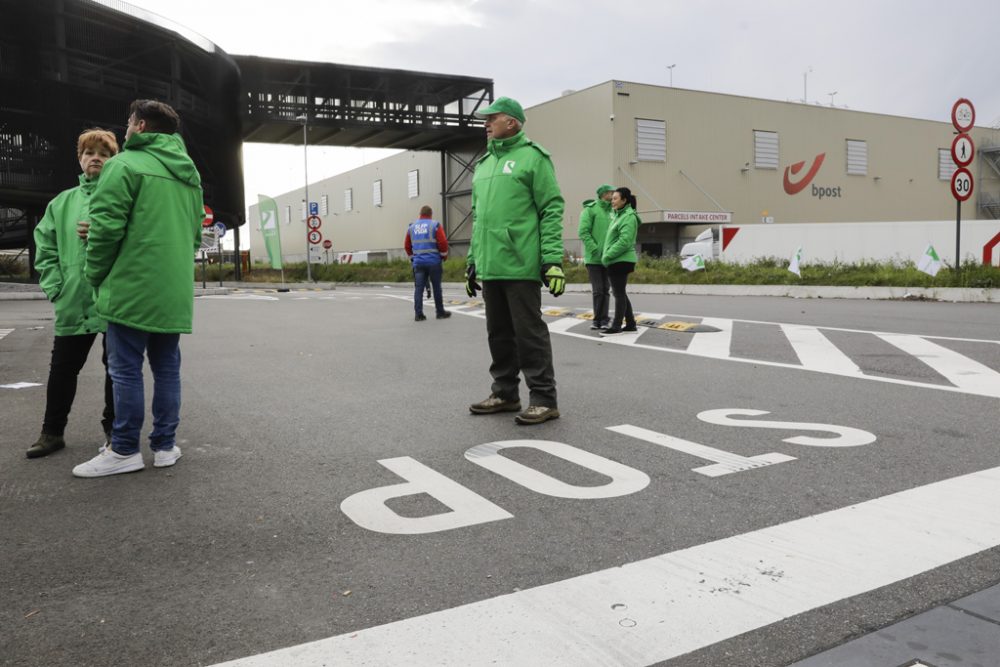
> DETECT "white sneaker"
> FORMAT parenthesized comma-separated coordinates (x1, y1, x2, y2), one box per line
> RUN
(72, 449, 144, 478)
(154, 446, 182, 468)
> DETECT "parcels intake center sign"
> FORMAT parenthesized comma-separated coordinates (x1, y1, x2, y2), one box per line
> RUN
(663, 211, 733, 223)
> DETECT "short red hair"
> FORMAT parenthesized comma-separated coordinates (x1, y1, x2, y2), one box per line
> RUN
(77, 128, 119, 159)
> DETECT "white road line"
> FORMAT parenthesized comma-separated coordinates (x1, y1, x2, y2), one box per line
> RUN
(876, 333, 1000, 398)
(686, 317, 733, 357)
(781, 324, 862, 375)
(547, 317, 585, 333)
(0, 328, 13, 341)
(201, 295, 279, 301)
(210, 465, 1000, 667)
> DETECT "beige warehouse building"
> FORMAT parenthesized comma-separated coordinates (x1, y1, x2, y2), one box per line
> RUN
(248, 80, 1000, 263)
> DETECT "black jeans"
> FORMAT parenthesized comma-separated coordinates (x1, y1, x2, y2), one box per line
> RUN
(482, 280, 557, 408)
(608, 265, 636, 330)
(42, 333, 114, 437)
(585, 264, 610, 325)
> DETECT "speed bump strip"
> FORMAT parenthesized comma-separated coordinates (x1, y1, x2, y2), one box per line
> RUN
(658, 321, 698, 331)
(543, 307, 572, 316)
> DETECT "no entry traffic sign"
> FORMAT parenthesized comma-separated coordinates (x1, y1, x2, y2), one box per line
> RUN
(202, 204, 214, 228)
(307, 229, 323, 245)
(322, 239, 332, 249)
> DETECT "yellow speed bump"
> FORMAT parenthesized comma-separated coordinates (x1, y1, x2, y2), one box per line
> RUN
(658, 321, 698, 332)
(577, 312, 597, 320)
(542, 307, 572, 317)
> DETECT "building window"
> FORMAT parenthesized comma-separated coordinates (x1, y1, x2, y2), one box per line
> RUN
(635, 118, 666, 162)
(938, 148, 956, 181)
(344, 188, 353, 212)
(373, 179, 383, 207)
(320, 194, 329, 216)
(300, 199, 306, 221)
(283, 205, 291, 225)
(754, 130, 779, 169)
(846, 140, 868, 175)
(408, 169, 419, 198)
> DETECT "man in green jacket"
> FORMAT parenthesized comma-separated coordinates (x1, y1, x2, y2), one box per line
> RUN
(73, 100, 204, 478)
(578, 184, 615, 330)
(28, 129, 119, 458)
(465, 97, 566, 425)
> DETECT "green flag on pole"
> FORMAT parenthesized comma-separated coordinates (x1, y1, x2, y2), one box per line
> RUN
(258, 194, 283, 270)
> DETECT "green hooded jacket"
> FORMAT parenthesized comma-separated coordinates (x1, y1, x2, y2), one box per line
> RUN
(85, 132, 203, 334)
(33, 174, 107, 336)
(602, 206, 639, 266)
(468, 131, 565, 281)
(578, 198, 612, 265)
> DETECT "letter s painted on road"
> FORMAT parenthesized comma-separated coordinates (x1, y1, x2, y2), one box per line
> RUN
(696, 409, 876, 447)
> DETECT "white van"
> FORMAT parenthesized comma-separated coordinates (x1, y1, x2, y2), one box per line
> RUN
(679, 228, 720, 261)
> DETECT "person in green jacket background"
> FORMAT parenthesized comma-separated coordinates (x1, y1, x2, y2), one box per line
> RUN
(578, 184, 615, 330)
(27, 129, 119, 459)
(600, 187, 640, 336)
(465, 96, 565, 425)
(73, 99, 204, 478)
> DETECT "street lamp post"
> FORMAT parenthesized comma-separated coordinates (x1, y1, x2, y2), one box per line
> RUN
(666, 64, 676, 87)
(297, 114, 312, 282)
(802, 66, 813, 103)
(827, 91, 838, 107)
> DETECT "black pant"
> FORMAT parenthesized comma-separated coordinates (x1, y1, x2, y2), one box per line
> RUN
(42, 333, 114, 437)
(608, 268, 636, 329)
(585, 264, 610, 325)
(482, 280, 557, 408)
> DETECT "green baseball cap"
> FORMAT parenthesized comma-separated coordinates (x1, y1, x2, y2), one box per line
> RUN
(475, 96, 525, 123)
(596, 184, 615, 196)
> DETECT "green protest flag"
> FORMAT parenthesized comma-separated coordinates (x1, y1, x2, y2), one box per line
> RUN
(258, 195, 283, 269)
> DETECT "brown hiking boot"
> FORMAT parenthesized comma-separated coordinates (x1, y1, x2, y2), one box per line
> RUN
(469, 394, 521, 414)
(26, 433, 66, 459)
(514, 405, 560, 425)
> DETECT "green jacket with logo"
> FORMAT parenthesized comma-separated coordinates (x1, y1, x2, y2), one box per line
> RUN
(602, 206, 639, 266)
(578, 198, 612, 265)
(468, 131, 565, 281)
(33, 175, 107, 336)
(85, 132, 204, 334)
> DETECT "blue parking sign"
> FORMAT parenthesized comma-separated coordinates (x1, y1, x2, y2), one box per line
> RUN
(309, 201, 319, 216)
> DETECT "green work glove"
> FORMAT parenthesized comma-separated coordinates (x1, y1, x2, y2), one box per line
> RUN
(542, 264, 565, 297)
(465, 264, 481, 298)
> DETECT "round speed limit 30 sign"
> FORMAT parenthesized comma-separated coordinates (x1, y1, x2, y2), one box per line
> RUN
(951, 167, 974, 202)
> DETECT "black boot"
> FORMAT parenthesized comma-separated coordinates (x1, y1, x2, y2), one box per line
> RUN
(26, 433, 66, 459)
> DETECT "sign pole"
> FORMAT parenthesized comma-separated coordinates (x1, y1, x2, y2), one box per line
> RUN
(955, 200, 961, 279)
(302, 117, 312, 283)
(217, 235, 224, 287)
(201, 249, 207, 289)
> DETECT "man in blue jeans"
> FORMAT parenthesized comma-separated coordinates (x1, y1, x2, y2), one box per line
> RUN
(73, 99, 204, 478)
(405, 205, 450, 322)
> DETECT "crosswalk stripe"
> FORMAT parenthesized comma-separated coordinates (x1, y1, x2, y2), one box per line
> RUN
(685, 318, 733, 357)
(876, 333, 1000, 398)
(781, 324, 862, 375)
(210, 465, 1000, 667)
(547, 317, 584, 333)
(0, 328, 13, 341)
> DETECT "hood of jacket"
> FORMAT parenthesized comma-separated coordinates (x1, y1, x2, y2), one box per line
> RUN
(123, 132, 202, 187)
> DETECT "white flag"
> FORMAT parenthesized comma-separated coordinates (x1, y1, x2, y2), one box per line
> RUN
(681, 254, 705, 271)
(916, 244, 942, 277)
(788, 246, 803, 277)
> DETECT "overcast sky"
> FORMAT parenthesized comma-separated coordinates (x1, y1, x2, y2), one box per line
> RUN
(126, 0, 1000, 244)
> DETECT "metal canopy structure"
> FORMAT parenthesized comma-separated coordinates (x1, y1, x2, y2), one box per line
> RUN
(1, 0, 493, 260)
(236, 56, 492, 152)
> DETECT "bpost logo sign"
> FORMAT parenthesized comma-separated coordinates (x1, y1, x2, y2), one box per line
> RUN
(782, 153, 841, 200)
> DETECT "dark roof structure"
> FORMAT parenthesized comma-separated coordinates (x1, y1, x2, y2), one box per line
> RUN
(0, 0, 492, 253)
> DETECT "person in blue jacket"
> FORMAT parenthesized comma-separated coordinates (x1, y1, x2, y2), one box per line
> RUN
(405, 205, 450, 321)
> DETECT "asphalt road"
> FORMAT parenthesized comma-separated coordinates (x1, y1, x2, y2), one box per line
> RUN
(2, 286, 998, 667)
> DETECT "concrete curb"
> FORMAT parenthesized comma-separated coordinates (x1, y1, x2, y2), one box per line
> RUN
(3, 282, 997, 303)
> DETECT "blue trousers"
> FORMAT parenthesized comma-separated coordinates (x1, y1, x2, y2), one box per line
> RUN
(106, 323, 181, 455)
(413, 263, 445, 316)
